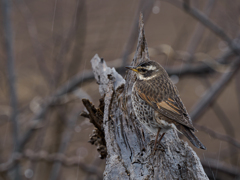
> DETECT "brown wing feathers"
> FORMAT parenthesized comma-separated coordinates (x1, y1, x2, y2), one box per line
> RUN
(136, 78, 195, 131)
(157, 101, 180, 114)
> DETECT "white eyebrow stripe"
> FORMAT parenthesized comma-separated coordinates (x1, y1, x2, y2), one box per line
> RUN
(146, 65, 156, 70)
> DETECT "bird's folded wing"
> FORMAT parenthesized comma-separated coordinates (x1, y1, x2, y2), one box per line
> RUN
(136, 82, 195, 131)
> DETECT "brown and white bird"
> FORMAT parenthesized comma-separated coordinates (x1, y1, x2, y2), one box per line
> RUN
(126, 60, 206, 150)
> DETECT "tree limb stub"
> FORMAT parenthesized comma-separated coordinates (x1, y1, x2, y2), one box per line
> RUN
(83, 14, 208, 180)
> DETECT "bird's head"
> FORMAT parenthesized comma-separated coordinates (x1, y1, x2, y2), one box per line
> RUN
(126, 61, 167, 80)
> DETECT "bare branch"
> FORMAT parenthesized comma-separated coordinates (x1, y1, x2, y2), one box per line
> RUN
(200, 77, 237, 164)
(84, 156, 103, 180)
(2, 0, 19, 149)
(1, 0, 21, 179)
(195, 124, 240, 149)
(190, 56, 240, 122)
(26, 115, 49, 180)
(186, 0, 216, 62)
(15, 0, 53, 85)
(201, 158, 240, 178)
(54, 0, 86, 86)
(18, 70, 93, 152)
(0, 150, 103, 179)
(66, 0, 86, 80)
(49, 112, 80, 180)
(163, 0, 240, 55)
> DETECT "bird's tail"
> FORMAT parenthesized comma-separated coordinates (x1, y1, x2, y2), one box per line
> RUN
(179, 125, 206, 150)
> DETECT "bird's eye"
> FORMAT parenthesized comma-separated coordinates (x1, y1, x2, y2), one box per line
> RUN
(140, 68, 147, 73)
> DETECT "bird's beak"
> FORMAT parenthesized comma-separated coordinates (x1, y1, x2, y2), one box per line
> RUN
(125, 66, 138, 72)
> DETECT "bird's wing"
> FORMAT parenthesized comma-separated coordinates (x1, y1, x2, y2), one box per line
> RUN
(135, 77, 195, 131)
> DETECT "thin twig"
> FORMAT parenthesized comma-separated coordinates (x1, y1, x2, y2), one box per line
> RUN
(66, 0, 86, 81)
(84, 156, 103, 180)
(0, 150, 103, 179)
(190, 57, 240, 122)
(2, 0, 19, 151)
(195, 124, 240, 149)
(163, 0, 240, 55)
(17, 70, 93, 153)
(54, 0, 86, 86)
(186, 0, 216, 62)
(1, 0, 21, 179)
(217, 147, 238, 160)
(49, 112, 79, 180)
(27, 116, 50, 180)
(15, 0, 53, 85)
(200, 77, 237, 164)
(201, 158, 240, 178)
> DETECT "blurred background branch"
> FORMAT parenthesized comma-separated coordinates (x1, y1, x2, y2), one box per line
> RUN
(0, 149, 103, 179)
(15, 0, 53, 86)
(1, 0, 21, 179)
(190, 56, 240, 122)
(163, 0, 240, 55)
(195, 124, 240, 149)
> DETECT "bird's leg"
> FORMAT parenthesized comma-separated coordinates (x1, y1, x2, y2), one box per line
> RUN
(148, 128, 165, 157)
(149, 128, 162, 157)
(158, 132, 165, 149)
(153, 128, 161, 151)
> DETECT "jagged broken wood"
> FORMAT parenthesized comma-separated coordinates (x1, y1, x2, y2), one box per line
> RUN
(82, 15, 208, 180)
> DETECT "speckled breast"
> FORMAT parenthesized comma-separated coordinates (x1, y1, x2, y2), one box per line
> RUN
(131, 83, 159, 135)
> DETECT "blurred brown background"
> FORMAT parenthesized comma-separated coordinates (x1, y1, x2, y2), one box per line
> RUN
(1, 0, 240, 179)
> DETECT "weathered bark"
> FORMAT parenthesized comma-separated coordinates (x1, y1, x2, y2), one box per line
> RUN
(83, 15, 208, 180)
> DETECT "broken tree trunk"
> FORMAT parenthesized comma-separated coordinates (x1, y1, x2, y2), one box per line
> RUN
(82, 15, 208, 180)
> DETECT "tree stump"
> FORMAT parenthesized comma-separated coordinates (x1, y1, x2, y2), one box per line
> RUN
(82, 14, 208, 180)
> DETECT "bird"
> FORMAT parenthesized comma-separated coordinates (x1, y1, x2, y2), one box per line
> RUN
(126, 60, 206, 150)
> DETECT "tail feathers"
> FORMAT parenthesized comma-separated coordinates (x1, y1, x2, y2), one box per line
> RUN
(180, 125, 206, 150)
